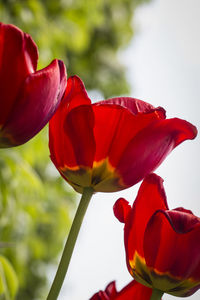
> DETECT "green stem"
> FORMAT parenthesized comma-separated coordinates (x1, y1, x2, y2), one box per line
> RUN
(47, 187, 94, 300)
(150, 289, 164, 300)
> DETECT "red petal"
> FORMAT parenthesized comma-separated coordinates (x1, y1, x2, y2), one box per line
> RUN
(96, 97, 166, 117)
(167, 208, 200, 233)
(57, 60, 68, 103)
(116, 280, 152, 300)
(123, 174, 168, 270)
(49, 75, 93, 167)
(113, 198, 131, 223)
(0, 23, 38, 125)
(117, 118, 197, 187)
(2, 59, 66, 146)
(62, 75, 91, 112)
(144, 209, 200, 281)
(90, 291, 109, 300)
(90, 281, 116, 300)
(92, 103, 165, 167)
(105, 281, 117, 297)
(90, 281, 152, 300)
(64, 105, 95, 168)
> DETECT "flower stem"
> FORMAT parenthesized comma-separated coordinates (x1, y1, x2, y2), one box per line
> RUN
(150, 289, 163, 300)
(47, 187, 94, 300)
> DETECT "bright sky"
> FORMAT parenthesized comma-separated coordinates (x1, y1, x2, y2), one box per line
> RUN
(61, 0, 200, 299)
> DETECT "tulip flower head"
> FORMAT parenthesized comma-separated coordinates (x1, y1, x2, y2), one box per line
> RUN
(49, 75, 197, 193)
(90, 280, 153, 300)
(114, 174, 200, 297)
(0, 23, 67, 147)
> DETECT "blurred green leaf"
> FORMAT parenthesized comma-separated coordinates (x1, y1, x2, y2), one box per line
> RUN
(0, 128, 77, 300)
(0, 255, 18, 300)
(0, 0, 151, 98)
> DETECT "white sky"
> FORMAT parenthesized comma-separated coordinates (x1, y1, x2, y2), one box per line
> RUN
(61, 0, 200, 299)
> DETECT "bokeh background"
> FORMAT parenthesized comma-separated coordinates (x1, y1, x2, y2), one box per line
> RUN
(0, 0, 199, 299)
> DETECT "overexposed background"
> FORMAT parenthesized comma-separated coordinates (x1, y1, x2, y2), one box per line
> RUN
(61, 0, 200, 299)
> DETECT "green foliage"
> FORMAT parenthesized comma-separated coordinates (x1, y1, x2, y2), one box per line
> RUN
(0, 255, 18, 300)
(0, 0, 150, 98)
(0, 0, 152, 299)
(0, 128, 76, 300)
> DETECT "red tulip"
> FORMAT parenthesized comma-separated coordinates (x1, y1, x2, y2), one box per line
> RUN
(114, 174, 200, 297)
(90, 280, 153, 300)
(0, 23, 67, 147)
(49, 75, 197, 193)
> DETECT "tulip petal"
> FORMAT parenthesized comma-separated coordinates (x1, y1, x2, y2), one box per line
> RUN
(2, 59, 66, 146)
(143, 210, 200, 294)
(90, 292, 109, 300)
(117, 118, 197, 187)
(0, 23, 38, 126)
(166, 208, 200, 233)
(105, 281, 117, 297)
(58, 105, 96, 192)
(64, 105, 95, 168)
(117, 280, 152, 300)
(62, 75, 91, 112)
(50, 102, 95, 193)
(183, 284, 200, 297)
(113, 198, 131, 223)
(90, 281, 116, 300)
(92, 103, 166, 167)
(124, 174, 168, 273)
(96, 97, 166, 117)
(90, 280, 153, 300)
(49, 75, 91, 168)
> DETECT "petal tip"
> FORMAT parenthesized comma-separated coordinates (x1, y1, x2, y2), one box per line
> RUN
(113, 198, 131, 223)
(169, 118, 198, 147)
(155, 106, 166, 119)
(144, 173, 164, 186)
(143, 173, 169, 210)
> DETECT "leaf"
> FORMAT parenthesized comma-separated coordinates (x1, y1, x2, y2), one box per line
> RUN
(0, 255, 18, 300)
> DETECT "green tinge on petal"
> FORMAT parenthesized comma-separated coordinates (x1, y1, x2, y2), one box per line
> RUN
(61, 158, 126, 193)
(61, 167, 92, 193)
(130, 252, 199, 296)
(130, 252, 153, 288)
(92, 159, 124, 192)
